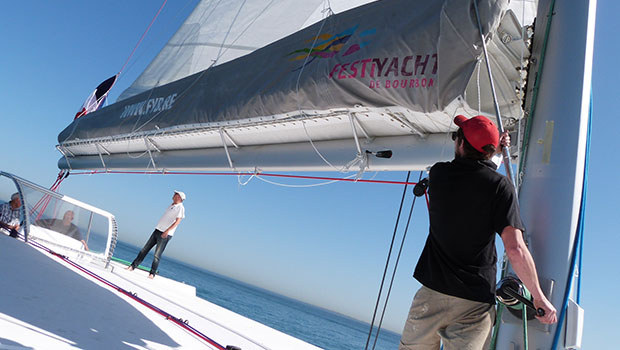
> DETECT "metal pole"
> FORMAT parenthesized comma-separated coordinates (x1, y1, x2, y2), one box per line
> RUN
(472, 0, 517, 189)
(85, 212, 94, 246)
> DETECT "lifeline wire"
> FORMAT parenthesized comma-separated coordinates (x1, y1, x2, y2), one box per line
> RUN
(371, 171, 425, 350)
(364, 171, 411, 350)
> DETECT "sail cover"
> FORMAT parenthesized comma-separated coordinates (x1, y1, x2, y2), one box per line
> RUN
(58, 0, 530, 172)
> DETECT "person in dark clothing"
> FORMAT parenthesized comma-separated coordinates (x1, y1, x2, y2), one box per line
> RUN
(399, 115, 557, 350)
(0, 193, 21, 238)
(35, 210, 89, 250)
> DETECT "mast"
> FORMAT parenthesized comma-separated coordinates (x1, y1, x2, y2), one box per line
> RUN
(494, 0, 596, 348)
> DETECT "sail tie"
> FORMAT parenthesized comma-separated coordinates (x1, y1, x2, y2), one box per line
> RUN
(56, 145, 73, 171)
(237, 168, 259, 186)
(219, 128, 236, 172)
(476, 57, 482, 115)
(301, 117, 342, 172)
(95, 143, 108, 171)
(144, 137, 158, 170)
(344, 113, 370, 179)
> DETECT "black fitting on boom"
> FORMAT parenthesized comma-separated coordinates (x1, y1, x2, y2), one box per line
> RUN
(413, 178, 428, 197)
(365, 150, 393, 159)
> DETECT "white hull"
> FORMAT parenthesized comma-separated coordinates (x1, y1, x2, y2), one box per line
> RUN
(0, 233, 321, 350)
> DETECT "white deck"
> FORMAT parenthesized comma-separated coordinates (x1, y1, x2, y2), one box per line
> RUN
(0, 233, 321, 350)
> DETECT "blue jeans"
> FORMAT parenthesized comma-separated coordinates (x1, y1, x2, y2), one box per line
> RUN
(130, 229, 172, 275)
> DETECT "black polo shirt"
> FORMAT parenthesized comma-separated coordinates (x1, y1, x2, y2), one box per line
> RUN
(413, 158, 524, 304)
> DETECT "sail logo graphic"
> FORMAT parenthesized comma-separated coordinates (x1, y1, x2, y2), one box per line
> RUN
(119, 93, 178, 119)
(287, 24, 436, 90)
(287, 25, 376, 71)
(330, 54, 437, 90)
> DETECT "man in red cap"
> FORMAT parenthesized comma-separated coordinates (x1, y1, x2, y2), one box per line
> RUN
(399, 115, 557, 350)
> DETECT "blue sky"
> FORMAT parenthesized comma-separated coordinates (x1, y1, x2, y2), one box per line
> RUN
(0, 0, 617, 346)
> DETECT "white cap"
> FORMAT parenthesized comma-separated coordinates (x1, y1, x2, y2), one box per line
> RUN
(10, 193, 20, 201)
(174, 190, 186, 201)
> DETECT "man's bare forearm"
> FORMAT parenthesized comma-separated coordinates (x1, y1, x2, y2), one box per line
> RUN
(501, 226, 558, 324)
(504, 236, 545, 300)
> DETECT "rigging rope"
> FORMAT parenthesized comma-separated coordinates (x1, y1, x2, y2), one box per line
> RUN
(515, 0, 529, 189)
(492, 5, 535, 348)
(69, 170, 420, 186)
(370, 171, 425, 350)
(121, 0, 198, 77)
(550, 89, 592, 350)
(291, 2, 368, 175)
(118, 0, 169, 76)
(67, 0, 169, 140)
(364, 171, 412, 350)
(30, 170, 70, 221)
(125, 0, 274, 138)
(254, 173, 357, 188)
(472, 0, 517, 189)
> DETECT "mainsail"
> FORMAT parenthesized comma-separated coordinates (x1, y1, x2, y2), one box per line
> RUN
(117, 0, 378, 101)
(57, 0, 530, 172)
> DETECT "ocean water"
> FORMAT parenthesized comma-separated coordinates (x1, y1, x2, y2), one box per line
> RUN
(114, 240, 401, 350)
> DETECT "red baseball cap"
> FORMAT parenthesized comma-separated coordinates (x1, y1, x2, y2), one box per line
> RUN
(454, 115, 499, 153)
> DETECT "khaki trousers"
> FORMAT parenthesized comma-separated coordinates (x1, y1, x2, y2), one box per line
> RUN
(399, 286, 495, 350)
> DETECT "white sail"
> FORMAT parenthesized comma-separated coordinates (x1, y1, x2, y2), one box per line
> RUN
(118, 0, 376, 101)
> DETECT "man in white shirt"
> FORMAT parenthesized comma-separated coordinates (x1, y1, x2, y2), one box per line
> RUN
(127, 190, 186, 279)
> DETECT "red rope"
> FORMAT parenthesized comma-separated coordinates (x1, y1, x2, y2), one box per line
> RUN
(118, 0, 168, 75)
(30, 171, 68, 220)
(70, 170, 420, 186)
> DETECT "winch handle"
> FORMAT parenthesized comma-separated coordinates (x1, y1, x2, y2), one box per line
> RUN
(503, 286, 546, 317)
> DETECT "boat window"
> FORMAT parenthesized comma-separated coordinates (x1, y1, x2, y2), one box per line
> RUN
(0, 172, 117, 266)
